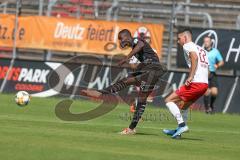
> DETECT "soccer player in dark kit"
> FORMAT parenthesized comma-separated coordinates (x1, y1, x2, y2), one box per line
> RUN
(82, 29, 167, 135)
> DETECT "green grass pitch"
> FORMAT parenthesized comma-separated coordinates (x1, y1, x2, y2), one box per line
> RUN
(0, 94, 240, 160)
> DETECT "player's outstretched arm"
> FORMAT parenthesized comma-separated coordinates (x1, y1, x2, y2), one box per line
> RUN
(118, 41, 144, 66)
(185, 52, 198, 86)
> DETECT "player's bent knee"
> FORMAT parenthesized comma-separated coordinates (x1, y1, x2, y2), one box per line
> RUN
(165, 97, 173, 104)
(165, 92, 180, 104)
(212, 92, 218, 96)
(211, 88, 218, 96)
(164, 98, 169, 103)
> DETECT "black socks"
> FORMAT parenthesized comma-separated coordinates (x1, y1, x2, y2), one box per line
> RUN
(178, 122, 186, 128)
(210, 96, 217, 110)
(129, 102, 146, 129)
(204, 95, 210, 111)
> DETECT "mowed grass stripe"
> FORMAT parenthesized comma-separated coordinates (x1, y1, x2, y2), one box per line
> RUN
(0, 94, 240, 160)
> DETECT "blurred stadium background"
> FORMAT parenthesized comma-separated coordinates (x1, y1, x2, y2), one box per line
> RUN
(0, 0, 239, 113)
(0, 0, 239, 63)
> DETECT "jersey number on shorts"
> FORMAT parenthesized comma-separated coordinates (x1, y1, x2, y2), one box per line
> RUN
(197, 47, 208, 64)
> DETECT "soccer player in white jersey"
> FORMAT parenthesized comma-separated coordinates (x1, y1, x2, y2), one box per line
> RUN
(163, 28, 209, 138)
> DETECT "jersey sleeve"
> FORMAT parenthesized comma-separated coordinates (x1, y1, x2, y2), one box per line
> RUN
(183, 43, 197, 56)
(215, 49, 223, 62)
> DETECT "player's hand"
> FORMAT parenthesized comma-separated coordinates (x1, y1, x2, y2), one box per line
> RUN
(185, 77, 193, 86)
(214, 64, 218, 69)
(118, 58, 128, 66)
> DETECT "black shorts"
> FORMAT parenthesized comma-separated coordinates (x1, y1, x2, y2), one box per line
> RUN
(209, 72, 218, 88)
(131, 63, 167, 92)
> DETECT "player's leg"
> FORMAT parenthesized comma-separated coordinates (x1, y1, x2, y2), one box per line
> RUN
(164, 83, 208, 138)
(129, 91, 151, 129)
(120, 91, 151, 135)
(163, 92, 188, 137)
(209, 87, 218, 113)
(163, 101, 192, 136)
(162, 92, 182, 136)
(208, 73, 218, 113)
(167, 93, 189, 138)
(129, 85, 141, 113)
(204, 89, 211, 113)
(164, 88, 192, 138)
(81, 76, 138, 98)
(165, 92, 186, 127)
(204, 73, 212, 113)
(129, 63, 166, 112)
(181, 101, 193, 122)
(103, 76, 138, 93)
(129, 64, 165, 122)
(121, 65, 165, 134)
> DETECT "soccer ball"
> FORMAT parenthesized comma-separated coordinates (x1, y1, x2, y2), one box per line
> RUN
(15, 91, 30, 106)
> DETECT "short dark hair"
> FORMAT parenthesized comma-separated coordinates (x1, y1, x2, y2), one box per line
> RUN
(118, 29, 132, 39)
(204, 35, 212, 40)
(177, 27, 192, 35)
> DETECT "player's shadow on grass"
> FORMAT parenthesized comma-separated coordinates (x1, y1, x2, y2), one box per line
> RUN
(137, 133, 204, 141)
(178, 137, 204, 141)
(135, 132, 160, 137)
